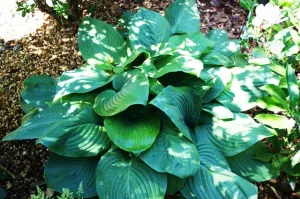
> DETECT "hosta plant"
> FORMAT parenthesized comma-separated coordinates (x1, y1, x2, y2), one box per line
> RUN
(3, 0, 283, 198)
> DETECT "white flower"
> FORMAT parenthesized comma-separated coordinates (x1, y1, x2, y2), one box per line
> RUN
(268, 40, 285, 55)
(295, 9, 300, 20)
(252, 3, 287, 29)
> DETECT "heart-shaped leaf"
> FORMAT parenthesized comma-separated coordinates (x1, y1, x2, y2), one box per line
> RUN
(96, 149, 167, 199)
(226, 142, 274, 182)
(143, 56, 203, 78)
(213, 39, 240, 58)
(150, 86, 202, 140)
(166, 174, 186, 195)
(78, 17, 126, 65)
(217, 66, 281, 112)
(45, 153, 98, 198)
(54, 65, 113, 100)
(202, 102, 234, 119)
(38, 106, 111, 157)
(140, 119, 200, 178)
(2, 102, 85, 140)
(94, 70, 149, 116)
(165, 0, 200, 34)
(21, 75, 57, 108)
(129, 8, 171, 51)
(165, 32, 214, 57)
(195, 113, 274, 156)
(206, 29, 229, 43)
(104, 112, 160, 153)
(181, 141, 258, 199)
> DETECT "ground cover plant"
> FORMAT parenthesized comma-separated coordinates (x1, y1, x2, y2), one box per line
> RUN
(2, 0, 287, 198)
(240, 0, 300, 191)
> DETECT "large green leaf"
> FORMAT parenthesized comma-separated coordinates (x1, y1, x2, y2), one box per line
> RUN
(143, 56, 203, 78)
(45, 153, 98, 198)
(21, 75, 57, 108)
(164, 0, 200, 34)
(94, 70, 149, 116)
(2, 102, 85, 140)
(114, 49, 150, 73)
(201, 67, 233, 103)
(78, 17, 126, 65)
(140, 119, 200, 178)
(54, 65, 113, 100)
(213, 39, 240, 58)
(226, 142, 273, 182)
(96, 149, 167, 199)
(0, 187, 6, 199)
(217, 66, 281, 112)
(117, 11, 134, 38)
(254, 114, 295, 129)
(129, 8, 171, 51)
(181, 140, 258, 199)
(286, 63, 299, 110)
(202, 102, 234, 119)
(150, 86, 202, 140)
(164, 32, 214, 57)
(104, 112, 160, 153)
(166, 174, 186, 195)
(37, 106, 111, 157)
(206, 29, 229, 43)
(194, 113, 274, 156)
(195, 141, 231, 171)
(202, 51, 233, 67)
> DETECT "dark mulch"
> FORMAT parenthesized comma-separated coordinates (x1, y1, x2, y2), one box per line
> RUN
(1, 0, 293, 199)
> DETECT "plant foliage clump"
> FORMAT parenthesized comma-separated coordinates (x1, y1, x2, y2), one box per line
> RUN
(3, 0, 284, 198)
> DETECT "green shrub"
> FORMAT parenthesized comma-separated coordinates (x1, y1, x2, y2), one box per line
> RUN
(3, 0, 283, 198)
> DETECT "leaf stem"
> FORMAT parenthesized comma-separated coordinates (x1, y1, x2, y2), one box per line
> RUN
(0, 164, 16, 179)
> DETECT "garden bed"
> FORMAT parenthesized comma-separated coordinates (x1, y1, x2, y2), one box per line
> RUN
(1, 0, 298, 198)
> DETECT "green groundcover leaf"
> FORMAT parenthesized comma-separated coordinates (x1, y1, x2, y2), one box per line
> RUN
(194, 113, 274, 157)
(140, 119, 200, 178)
(181, 141, 258, 199)
(54, 65, 113, 100)
(2, 102, 85, 140)
(21, 75, 57, 108)
(256, 95, 286, 113)
(255, 114, 295, 129)
(45, 153, 98, 198)
(129, 8, 171, 51)
(150, 86, 202, 140)
(286, 63, 300, 110)
(165, 0, 200, 34)
(78, 17, 126, 65)
(96, 149, 167, 199)
(226, 142, 274, 182)
(104, 112, 160, 153)
(94, 69, 149, 116)
(37, 106, 111, 157)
